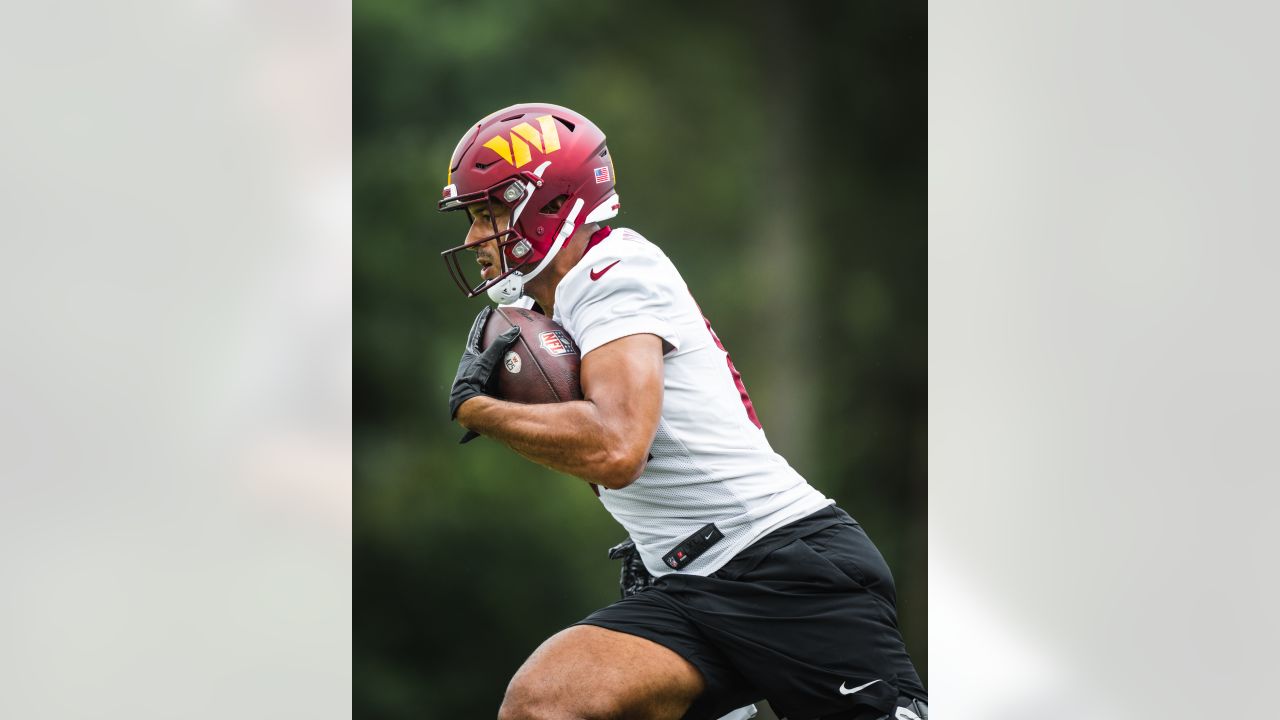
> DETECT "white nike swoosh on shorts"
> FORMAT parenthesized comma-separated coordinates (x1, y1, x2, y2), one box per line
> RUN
(839, 678, 882, 695)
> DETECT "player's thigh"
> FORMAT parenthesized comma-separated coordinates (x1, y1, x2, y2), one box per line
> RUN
(502, 624, 705, 720)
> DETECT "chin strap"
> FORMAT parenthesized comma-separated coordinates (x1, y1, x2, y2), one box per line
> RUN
(486, 272, 525, 304)
(487, 197, 585, 304)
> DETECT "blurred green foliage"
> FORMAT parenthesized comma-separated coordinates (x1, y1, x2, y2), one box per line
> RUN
(355, 2, 925, 717)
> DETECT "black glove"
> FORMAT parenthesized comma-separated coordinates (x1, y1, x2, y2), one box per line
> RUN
(450, 306, 521, 439)
(608, 537, 655, 598)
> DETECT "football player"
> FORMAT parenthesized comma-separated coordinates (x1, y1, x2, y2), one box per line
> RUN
(442, 103, 926, 720)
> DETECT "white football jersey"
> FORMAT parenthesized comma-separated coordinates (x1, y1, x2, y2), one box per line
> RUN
(549, 227, 832, 577)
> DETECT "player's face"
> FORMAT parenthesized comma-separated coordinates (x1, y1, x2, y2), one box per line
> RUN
(465, 201, 511, 281)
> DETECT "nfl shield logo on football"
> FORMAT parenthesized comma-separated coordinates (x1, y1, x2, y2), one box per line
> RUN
(537, 330, 576, 356)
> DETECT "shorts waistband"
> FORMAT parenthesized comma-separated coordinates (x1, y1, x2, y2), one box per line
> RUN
(711, 504, 854, 580)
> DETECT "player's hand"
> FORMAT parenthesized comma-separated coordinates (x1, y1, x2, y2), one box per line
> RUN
(449, 306, 521, 424)
(608, 537, 655, 598)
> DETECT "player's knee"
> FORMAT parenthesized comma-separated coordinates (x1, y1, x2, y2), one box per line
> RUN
(497, 674, 581, 720)
(496, 692, 557, 720)
(498, 676, 630, 720)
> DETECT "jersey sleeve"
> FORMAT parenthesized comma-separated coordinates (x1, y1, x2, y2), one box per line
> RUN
(559, 246, 684, 357)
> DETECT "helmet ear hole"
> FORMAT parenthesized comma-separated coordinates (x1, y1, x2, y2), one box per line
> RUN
(539, 194, 570, 214)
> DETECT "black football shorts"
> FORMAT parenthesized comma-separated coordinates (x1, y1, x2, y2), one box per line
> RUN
(575, 506, 926, 720)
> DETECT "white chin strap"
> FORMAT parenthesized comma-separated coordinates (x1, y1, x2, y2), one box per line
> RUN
(487, 272, 525, 304)
(487, 197, 585, 304)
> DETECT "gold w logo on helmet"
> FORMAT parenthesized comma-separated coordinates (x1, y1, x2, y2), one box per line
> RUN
(482, 115, 562, 169)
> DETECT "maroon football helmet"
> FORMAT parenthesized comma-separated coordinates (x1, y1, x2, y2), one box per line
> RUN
(438, 103, 621, 302)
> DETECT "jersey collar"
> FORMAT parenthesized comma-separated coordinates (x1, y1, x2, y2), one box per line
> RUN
(584, 225, 612, 254)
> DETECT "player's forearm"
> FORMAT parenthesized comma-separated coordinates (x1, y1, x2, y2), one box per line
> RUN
(456, 396, 648, 488)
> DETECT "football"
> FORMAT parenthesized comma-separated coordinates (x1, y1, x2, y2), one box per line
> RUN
(481, 306, 583, 404)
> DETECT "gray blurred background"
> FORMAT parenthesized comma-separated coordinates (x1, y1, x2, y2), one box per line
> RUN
(354, 1, 926, 718)
(1, 1, 351, 719)
(929, 1, 1280, 717)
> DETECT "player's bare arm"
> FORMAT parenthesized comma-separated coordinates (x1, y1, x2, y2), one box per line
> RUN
(455, 332, 664, 489)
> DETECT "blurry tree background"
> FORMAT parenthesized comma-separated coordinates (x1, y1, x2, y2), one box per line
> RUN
(355, 2, 925, 718)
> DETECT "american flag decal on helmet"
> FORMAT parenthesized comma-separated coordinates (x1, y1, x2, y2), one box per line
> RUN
(593, 166, 610, 184)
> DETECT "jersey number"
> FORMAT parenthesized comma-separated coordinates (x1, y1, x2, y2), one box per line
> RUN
(701, 315, 762, 429)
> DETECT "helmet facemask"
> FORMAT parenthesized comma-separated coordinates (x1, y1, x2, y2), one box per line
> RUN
(440, 174, 542, 301)
(441, 171, 594, 304)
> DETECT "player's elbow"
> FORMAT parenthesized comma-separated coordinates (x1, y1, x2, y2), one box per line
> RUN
(593, 448, 647, 490)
